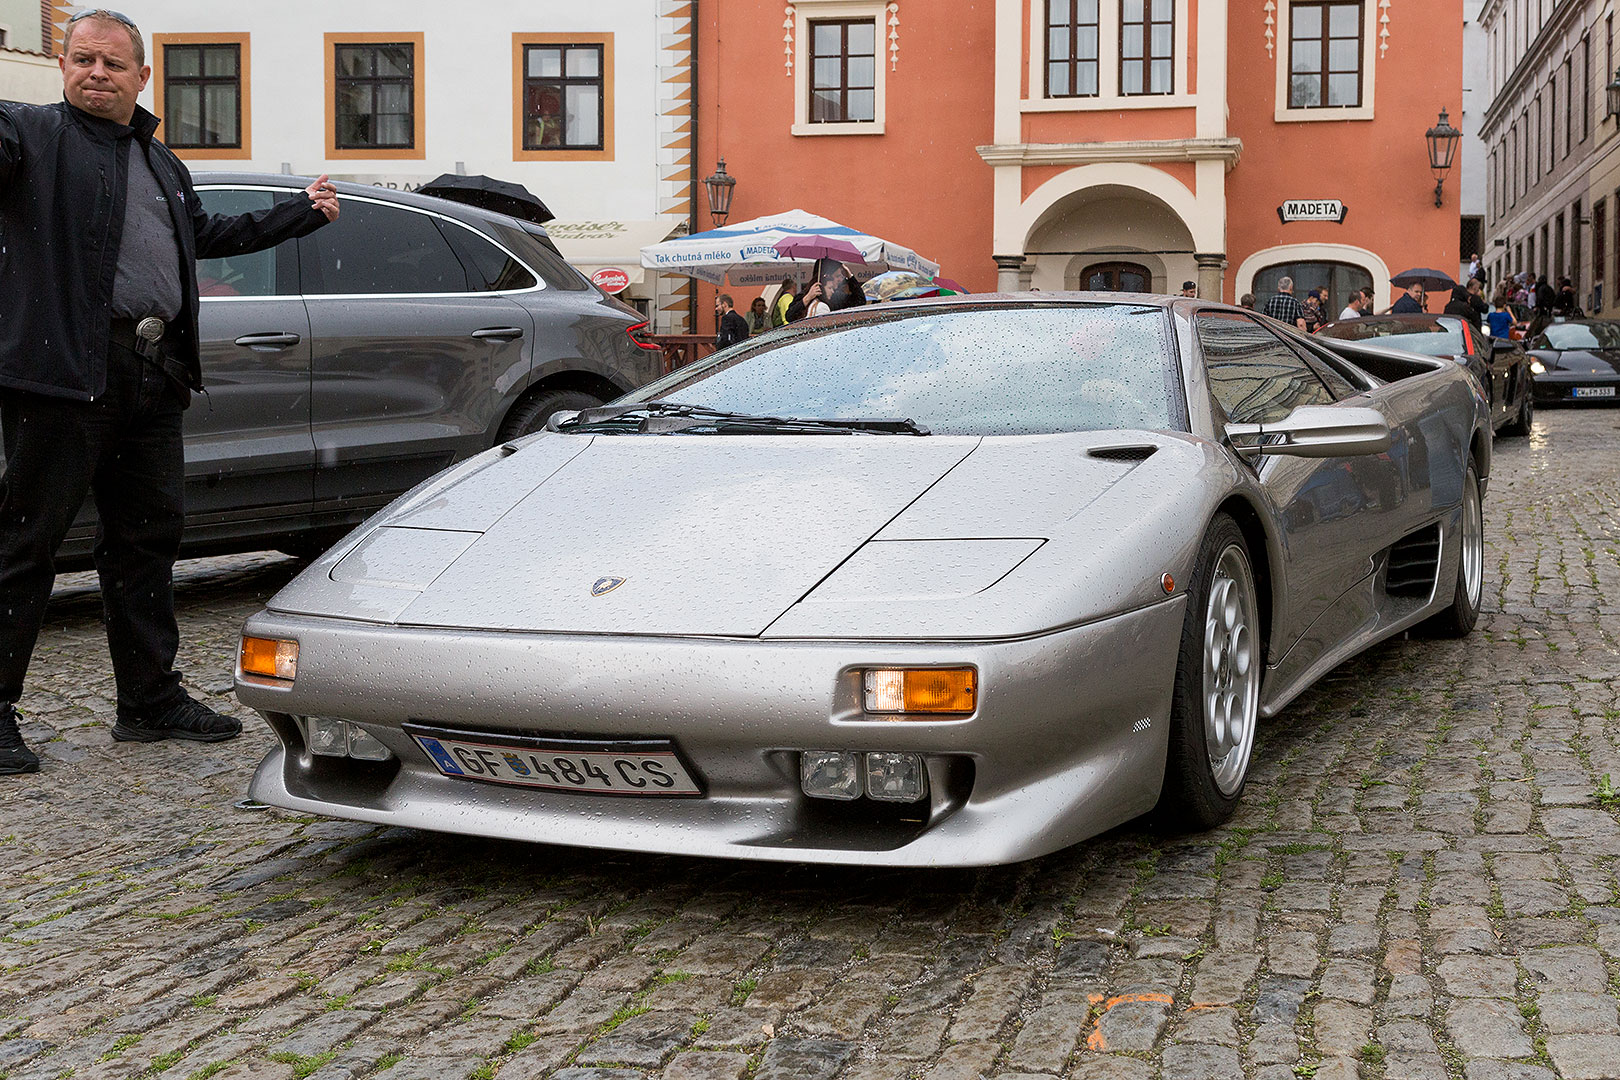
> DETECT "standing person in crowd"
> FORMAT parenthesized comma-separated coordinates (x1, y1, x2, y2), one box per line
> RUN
(1179, 280, 1198, 298)
(714, 294, 750, 348)
(1390, 282, 1426, 313)
(1261, 276, 1309, 331)
(785, 280, 822, 323)
(1554, 277, 1582, 318)
(1238, 293, 1256, 309)
(746, 297, 771, 335)
(1487, 296, 1517, 339)
(0, 8, 338, 774)
(771, 276, 797, 328)
(1338, 289, 1365, 320)
(1444, 285, 1483, 333)
(1301, 289, 1325, 333)
(1528, 275, 1556, 337)
(1466, 252, 1481, 281)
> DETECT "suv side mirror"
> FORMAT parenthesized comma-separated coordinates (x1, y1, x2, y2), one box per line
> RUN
(1226, 405, 1392, 459)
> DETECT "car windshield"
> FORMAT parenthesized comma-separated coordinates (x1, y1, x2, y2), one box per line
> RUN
(1542, 322, 1620, 349)
(613, 304, 1182, 436)
(1316, 318, 1465, 357)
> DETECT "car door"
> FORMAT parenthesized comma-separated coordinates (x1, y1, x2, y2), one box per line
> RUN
(299, 196, 532, 507)
(1197, 312, 1412, 662)
(187, 185, 315, 522)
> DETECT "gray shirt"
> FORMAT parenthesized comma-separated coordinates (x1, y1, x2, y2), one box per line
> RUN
(110, 141, 183, 322)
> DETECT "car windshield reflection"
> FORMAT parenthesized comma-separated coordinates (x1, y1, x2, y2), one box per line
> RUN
(1542, 322, 1620, 350)
(1317, 318, 1465, 357)
(619, 304, 1182, 436)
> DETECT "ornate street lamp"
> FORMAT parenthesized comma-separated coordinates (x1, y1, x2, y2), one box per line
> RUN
(1607, 67, 1620, 118)
(1426, 108, 1461, 209)
(703, 159, 737, 227)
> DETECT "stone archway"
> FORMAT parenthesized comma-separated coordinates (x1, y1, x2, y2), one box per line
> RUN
(1023, 184, 1201, 296)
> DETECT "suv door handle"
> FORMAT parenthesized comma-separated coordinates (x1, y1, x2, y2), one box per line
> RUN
(472, 326, 525, 341)
(234, 332, 302, 349)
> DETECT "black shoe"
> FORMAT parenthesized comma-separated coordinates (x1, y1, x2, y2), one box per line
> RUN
(0, 705, 41, 774)
(112, 696, 242, 744)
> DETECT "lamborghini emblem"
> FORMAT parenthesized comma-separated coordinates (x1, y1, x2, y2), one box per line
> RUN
(591, 576, 626, 596)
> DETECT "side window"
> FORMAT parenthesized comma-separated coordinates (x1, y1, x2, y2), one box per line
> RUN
(439, 221, 538, 292)
(1291, 341, 1364, 398)
(1196, 312, 1337, 425)
(195, 188, 293, 297)
(302, 200, 473, 295)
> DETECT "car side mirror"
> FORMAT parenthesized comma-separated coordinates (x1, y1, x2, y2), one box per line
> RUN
(1226, 405, 1392, 459)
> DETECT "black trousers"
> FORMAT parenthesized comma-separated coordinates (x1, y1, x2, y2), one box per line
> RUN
(0, 342, 189, 723)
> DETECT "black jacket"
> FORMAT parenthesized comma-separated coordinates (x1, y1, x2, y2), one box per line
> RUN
(0, 99, 328, 401)
(715, 309, 750, 349)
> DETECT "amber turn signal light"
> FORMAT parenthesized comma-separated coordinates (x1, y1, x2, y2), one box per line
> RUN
(240, 636, 298, 681)
(863, 667, 977, 715)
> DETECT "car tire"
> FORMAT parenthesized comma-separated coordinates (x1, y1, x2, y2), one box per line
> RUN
(1499, 387, 1533, 437)
(497, 389, 605, 442)
(1422, 463, 1484, 638)
(1155, 512, 1260, 831)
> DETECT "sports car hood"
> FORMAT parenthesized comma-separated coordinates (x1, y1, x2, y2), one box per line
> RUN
(1544, 349, 1620, 374)
(281, 435, 979, 636)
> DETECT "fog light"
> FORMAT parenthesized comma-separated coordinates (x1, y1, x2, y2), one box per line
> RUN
(865, 752, 928, 802)
(800, 751, 861, 800)
(345, 724, 394, 762)
(305, 715, 347, 757)
(241, 636, 298, 681)
(863, 668, 976, 715)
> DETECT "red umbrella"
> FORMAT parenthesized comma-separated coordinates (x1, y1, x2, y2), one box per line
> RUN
(772, 235, 866, 262)
(931, 277, 969, 294)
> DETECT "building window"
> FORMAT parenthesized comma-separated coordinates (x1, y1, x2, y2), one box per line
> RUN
(1288, 1, 1363, 108)
(1120, 0, 1173, 95)
(809, 19, 877, 122)
(1253, 261, 1372, 320)
(522, 44, 604, 150)
(511, 34, 614, 162)
(1080, 261, 1152, 291)
(162, 43, 241, 149)
(152, 34, 251, 159)
(1046, 0, 1101, 97)
(334, 42, 416, 149)
(1564, 57, 1573, 157)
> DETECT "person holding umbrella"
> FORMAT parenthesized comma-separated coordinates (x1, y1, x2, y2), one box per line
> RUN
(1390, 283, 1426, 313)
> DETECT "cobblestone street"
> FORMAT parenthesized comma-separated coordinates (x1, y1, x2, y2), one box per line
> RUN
(3, 410, 1620, 1080)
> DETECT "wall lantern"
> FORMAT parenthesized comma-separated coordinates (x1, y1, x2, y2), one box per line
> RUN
(1607, 67, 1620, 118)
(1425, 108, 1461, 209)
(703, 159, 737, 227)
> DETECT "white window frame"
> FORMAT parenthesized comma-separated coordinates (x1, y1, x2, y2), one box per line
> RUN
(1023, 0, 1193, 111)
(792, 0, 887, 136)
(1274, 0, 1379, 122)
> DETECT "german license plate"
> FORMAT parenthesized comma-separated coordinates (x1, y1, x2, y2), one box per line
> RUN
(403, 725, 701, 795)
(1572, 386, 1616, 398)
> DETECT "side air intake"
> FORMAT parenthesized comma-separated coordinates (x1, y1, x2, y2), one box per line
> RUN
(1385, 524, 1441, 597)
(1087, 445, 1158, 462)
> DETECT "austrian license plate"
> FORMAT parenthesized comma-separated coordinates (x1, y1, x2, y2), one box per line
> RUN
(1572, 386, 1616, 398)
(403, 725, 702, 795)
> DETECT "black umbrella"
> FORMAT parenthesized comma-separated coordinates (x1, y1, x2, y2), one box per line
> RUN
(417, 174, 555, 224)
(1390, 267, 1457, 291)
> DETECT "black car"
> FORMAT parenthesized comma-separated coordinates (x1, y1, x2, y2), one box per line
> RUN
(1315, 314, 1533, 436)
(1522, 320, 1620, 404)
(7, 175, 666, 566)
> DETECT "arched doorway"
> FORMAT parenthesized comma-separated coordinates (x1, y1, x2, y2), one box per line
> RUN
(1252, 260, 1372, 319)
(1079, 261, 1153, 292)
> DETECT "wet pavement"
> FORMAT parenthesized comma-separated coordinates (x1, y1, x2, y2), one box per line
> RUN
(3, 409, 1620, 1080)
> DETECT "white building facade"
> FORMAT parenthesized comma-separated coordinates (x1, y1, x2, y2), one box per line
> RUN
(0, 0, 57, 104)
(113, 0, 700, 329)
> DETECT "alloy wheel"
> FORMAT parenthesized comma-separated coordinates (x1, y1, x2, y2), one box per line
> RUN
(1460, 471, 1483, 611)
(1203, 545, 1260, 797)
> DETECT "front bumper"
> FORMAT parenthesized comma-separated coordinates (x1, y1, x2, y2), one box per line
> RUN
(1531, 370, 1620, 404)
(237, 600, 1185, 867)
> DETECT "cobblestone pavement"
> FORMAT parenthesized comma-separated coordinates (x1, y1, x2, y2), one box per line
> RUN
(5, 410, 1620, 1080)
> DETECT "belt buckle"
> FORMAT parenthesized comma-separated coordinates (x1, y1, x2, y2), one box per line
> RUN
(134, 317, 164, 360)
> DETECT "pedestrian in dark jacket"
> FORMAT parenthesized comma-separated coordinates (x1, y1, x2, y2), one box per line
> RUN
(0, 10, 337, 775)
(714, 294, 750, 349)
(1443, 285, 1483, 332)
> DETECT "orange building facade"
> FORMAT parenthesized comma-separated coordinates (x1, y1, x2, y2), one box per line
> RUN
(694, 0, 1462, 315)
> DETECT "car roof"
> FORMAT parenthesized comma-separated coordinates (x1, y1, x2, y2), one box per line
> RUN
(191, 171, 539, 235)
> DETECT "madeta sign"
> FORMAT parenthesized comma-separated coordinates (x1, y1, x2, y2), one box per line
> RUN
(1277, 200, 1349, 224)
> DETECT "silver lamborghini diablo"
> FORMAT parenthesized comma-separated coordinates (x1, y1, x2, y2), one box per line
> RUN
(235, 295, 1491, 866)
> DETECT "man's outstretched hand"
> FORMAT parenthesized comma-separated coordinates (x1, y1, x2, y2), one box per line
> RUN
(305, 174, 340, 222)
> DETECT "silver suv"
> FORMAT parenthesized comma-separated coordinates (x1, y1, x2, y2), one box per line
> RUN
(49, 174, 664, 564)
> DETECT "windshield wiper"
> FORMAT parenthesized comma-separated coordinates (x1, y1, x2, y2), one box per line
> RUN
(557, 402, 929, 435)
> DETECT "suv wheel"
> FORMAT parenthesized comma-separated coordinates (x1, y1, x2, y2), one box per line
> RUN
(497, 389, 605, 442)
